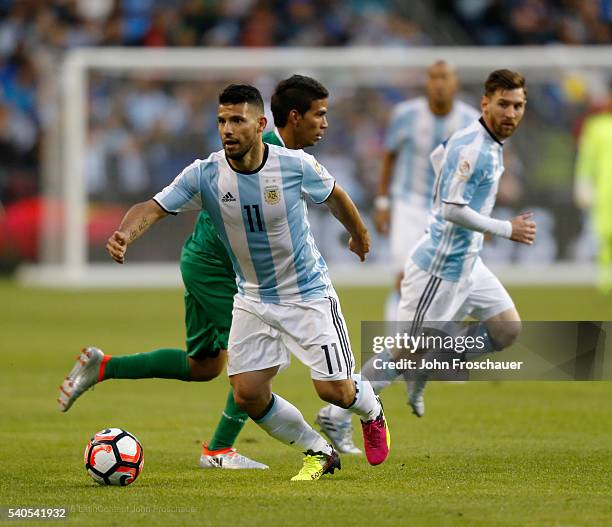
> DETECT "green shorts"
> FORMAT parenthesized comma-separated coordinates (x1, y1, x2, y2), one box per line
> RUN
(180, 250, 237, 359)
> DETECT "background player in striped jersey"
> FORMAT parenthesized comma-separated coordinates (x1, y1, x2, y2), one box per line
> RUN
(322, 69, 535, 434)
(104, 84, 390, 480)
(372, 61, 479, 414)
(58, 75, 335, 470)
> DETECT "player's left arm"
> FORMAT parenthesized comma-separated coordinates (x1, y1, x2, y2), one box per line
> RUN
(442, 202, 512, 238)
(440, 146, 535, 243)
(300, 152, 370, 261)
(324, 183, 370, 262)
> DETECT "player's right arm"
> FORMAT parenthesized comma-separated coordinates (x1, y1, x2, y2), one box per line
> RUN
(108, 160, 203, 264)
(107, 200, 168, 264)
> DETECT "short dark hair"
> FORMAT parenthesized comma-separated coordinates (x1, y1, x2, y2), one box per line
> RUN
(271, 75, 329, 127)
(219, 84, 264, 113)
(484, 69, 527, 97)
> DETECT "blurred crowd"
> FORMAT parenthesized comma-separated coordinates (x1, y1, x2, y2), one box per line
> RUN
(0, 0, 431, 208)
(0, 0, 610, 265)
(438, 0, 611, 46)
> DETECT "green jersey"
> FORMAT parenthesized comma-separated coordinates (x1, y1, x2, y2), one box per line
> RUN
(576, 112, 612, 234)
(181, 128, 285, 267)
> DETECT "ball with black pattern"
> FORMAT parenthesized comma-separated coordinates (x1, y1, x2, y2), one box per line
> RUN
(84, 428, 144, 486)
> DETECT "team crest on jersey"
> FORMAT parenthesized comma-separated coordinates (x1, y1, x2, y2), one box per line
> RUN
(264, 185, 281, 205)
(455, 159, 471, 181)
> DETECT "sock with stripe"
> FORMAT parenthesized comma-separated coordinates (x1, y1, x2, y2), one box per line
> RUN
(101, 348, 191, 381)
(326, 368, 388, 425)
(346, 374, 381, 422)
(208, 388, 249, 451)
(254, 394, 332, 455)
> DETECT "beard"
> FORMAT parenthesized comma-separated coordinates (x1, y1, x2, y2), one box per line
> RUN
(224, 139, 253, 160)
(494, 121, 516, 139)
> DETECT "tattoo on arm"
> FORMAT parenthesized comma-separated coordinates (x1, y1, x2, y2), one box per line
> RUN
(128, 217, 149, 242)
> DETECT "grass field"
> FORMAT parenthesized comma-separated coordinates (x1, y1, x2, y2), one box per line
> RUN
(1, 280, 612, 526)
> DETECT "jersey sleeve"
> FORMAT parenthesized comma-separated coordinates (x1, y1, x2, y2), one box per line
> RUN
(441, 146, 484, 206)
(383, 104, 407, 152)
(300, 152, 336, 204)
(153, 160, 202, 214)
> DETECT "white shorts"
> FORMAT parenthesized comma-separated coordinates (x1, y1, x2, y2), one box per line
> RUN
(391, 200, 429, 272)
(227, 294, 355, 381)
(398, 257, 515, 325)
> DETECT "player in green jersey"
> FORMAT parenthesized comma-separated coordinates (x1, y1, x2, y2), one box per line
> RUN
(574, 84, 612, 293)
(58, 75, 342, 468)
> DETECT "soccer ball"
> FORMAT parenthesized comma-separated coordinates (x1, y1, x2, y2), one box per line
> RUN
(84, 428, 144, 486)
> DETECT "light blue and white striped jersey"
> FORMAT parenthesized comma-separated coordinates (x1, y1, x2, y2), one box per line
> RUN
(412, 118, 505, 282)
(154, 144, 336, 303)
(385, 97, 479, 208)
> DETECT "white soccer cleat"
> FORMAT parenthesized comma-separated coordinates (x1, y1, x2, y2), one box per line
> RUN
(408, 374, 427, 418)
(315, 405, 362, 455)
(57, 347, 104, 412)
(199, 444, 269, 470)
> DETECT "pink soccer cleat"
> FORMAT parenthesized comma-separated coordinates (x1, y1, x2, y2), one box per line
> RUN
(360, 398, 390, 465)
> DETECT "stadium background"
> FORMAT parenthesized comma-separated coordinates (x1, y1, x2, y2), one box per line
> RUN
(1, 1, 611, 526)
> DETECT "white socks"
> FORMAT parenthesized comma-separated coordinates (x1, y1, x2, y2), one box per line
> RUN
(348, 373, 381, 421)
(255, 394, 332, 455)
(327, 374, 381, 425)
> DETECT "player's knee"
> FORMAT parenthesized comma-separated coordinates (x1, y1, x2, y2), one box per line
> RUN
(188, 356, 224, 381)
(490, 320, 522, 350)
(232, 385, 267, 412)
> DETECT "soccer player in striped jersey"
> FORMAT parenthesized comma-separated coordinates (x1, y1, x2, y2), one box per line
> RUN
(58, 75, 337, 470)
(372, 61, 479, 414)
(104, 84, 390, 480)
(375, 61, 479, 314)
(323, 69, 535, 431)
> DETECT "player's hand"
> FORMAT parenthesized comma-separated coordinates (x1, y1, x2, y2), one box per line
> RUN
(349, 230, 371, 262)
(374, 209, 390, 235)
(510, 212, 536, 245)
(106, 231, 128, 263)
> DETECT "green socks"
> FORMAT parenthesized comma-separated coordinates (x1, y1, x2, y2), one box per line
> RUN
(102, 348, 191, 381)
(208, 388, 249, 450)
(101, 350, 248, 451)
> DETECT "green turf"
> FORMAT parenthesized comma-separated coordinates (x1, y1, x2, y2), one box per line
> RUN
(1, 280, 611, 526)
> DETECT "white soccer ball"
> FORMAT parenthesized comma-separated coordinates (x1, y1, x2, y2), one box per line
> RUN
(84, 428, 144, 486)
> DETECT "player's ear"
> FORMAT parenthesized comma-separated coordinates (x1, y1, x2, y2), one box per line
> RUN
(288, 109, 300, 125)
(480, 95, 489, 113)
(257, 115, 267, 133)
